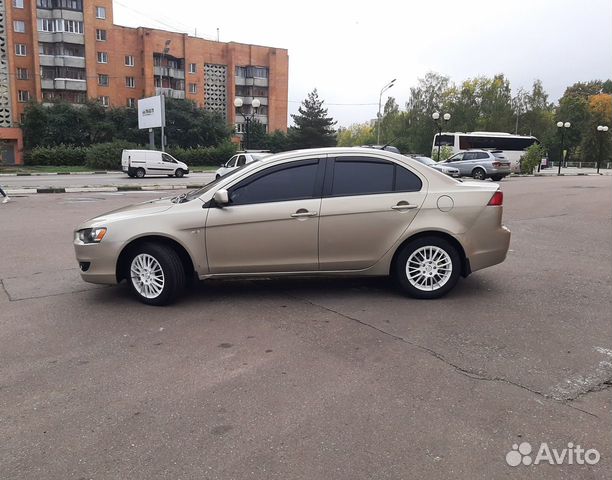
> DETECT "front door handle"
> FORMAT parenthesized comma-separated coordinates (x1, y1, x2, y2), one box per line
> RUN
(391, 202, 418, 211)
(291, 209, 318, 218)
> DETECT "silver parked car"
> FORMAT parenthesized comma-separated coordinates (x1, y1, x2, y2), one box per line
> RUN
(74, 147, 511, 305)
(410, 155, 460, 177)
(443, 150, 511, 181)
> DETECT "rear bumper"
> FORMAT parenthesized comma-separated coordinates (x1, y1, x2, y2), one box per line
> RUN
(467, 225, 511, 272)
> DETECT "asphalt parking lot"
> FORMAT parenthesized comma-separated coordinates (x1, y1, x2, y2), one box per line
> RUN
(1, 175, 610, 479)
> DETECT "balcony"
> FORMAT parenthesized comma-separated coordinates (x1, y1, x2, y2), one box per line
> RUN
(37, 9, 83, 21)
(155, 88, 185, 99)
(235, 77, 268, 87)
(41, 78, 87, 91)
(39, 55, 86, 68)
(154, 66, 185, 80)
(239, 96, 268, 107)
(37, 31, 84, 44)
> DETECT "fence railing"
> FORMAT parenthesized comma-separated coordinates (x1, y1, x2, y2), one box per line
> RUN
(551, 161, 611, 169)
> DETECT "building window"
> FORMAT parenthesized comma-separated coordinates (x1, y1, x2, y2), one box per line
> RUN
(13, 20, 26, 33)
(37, 18, 83, 34)
(37, 0, 83, 10)
(18, 90, 31, 103)
(189, 83, 197, 94)
(13, 0, 25, 7)
(97, 52, 108, 63)
(16, 68, 29, 80)
(96, 6, 106, 19)
(124, 55, 134, 67)
(98, 96, 109, 107)
(15, 44, 27, 56)
(98, 74, 109, 86)
(127, 98, 136, 108)
(125, 77, 135, 88)
(96, 29, 107, 41)
(189, 63, 196, 74)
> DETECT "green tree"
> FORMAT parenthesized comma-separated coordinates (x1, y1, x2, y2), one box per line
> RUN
(580, 94, 612, 163)
(337, 122, 376, 146)
(164, 98, 231, 148)
(289, 89, 337, 148)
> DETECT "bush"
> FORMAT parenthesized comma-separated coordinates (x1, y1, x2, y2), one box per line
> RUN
(167, 141, 237, 167)
(520, 143, 546, 174)
(431, 145, 453, 161)
(26, 144, 87, 166)
(85, 141, 139, 170)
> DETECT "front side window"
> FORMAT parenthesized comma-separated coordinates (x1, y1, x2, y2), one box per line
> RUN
(236, 155, 246, 166)
(162, 154, 177, 164)
(447, 153, 464, 162)
(229, 160, 319, 205)
(330, 157, 421, 196)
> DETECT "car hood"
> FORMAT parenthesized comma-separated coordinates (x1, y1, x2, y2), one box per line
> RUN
(80, 197, 175, 227)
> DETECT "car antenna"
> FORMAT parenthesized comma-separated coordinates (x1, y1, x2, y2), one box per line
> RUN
(380, 136, 400, 151)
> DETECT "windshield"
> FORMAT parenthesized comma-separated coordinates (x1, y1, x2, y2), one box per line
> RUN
(181, 161, 256, 202)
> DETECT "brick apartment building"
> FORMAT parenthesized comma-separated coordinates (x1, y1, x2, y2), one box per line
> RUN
(0, 0, 289, 165)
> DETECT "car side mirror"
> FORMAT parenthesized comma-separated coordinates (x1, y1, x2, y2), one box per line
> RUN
(213, 189, 229, 206)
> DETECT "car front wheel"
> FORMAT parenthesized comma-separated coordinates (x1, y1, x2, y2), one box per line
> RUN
(127, 243, 185, 305)
(394, 236, 461, 299)
(175, 169, 185, 178)
(472, 168, 486, 180)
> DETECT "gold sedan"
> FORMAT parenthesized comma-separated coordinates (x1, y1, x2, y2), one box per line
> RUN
(74, 147, 511, 305)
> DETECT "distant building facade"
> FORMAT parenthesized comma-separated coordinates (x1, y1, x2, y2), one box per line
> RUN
(0, 0, 289, 164)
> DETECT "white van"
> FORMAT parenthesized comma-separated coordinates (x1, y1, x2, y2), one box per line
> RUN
(121, 150, 189, 178)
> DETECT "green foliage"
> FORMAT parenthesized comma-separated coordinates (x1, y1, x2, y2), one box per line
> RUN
(431, 146, 453, 161)
(20, 98, 231, 150)
(520, 143, 545, 174)
(167, 142, 237, 166)
(26, 144, 87, 166)
(337, 122, 376, 146)
(290, 89, 337, 148)
(243, 119, 268, 150)
(85, 141, 139, 170)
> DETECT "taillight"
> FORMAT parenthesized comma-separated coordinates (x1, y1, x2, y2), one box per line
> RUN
(492, 161, 502, 167)
(488, 191, 503, 206)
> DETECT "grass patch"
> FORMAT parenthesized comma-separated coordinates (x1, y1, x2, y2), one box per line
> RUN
(0, 165, 102, 174)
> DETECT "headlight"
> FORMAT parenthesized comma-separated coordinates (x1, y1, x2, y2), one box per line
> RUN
(76, 227, 107, 244)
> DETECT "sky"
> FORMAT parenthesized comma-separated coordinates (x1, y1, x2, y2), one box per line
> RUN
(113, 0, 612, 127)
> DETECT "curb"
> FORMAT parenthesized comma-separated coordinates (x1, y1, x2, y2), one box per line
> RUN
(5, 184, 206, 195)
(0, 171, 114, 177)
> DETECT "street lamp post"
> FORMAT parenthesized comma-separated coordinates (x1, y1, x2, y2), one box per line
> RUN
(432, 112, 451, 161)
(556, 121, 571, 175)
(234, 97, 261, 150)
(377, 78, 396, 144)
(596, 125, 609, 174)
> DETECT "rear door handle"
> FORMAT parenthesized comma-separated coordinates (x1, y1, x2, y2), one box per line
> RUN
(291, 210, 318, 218)
(391, 203, 418, 211)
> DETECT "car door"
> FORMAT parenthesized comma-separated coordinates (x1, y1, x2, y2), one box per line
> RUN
(161, 153, 177, 174)
(318, 156, 427, 271)
(445, 152, 464, 170)
(206, 158, 325, 273)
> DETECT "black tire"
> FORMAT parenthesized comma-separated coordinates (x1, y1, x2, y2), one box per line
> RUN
(215, 174, 221, 180)
(175, 169, 184, 178)
(491, 174, 504, 181)
(135, 168, 145, 178)
(126, 242, 186, 306)
(472, 168, 486, 180)
(394, 236, 461, 299)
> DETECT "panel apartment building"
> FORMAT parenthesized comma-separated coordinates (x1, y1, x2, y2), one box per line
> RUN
(0, 0, 289, 164)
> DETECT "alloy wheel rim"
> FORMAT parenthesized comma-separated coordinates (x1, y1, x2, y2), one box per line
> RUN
(130, 253, 165, 299)
(406, 246, 452, 291)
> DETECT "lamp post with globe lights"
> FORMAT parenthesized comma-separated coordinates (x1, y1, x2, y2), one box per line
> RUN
(596, 125, 609, 174)
(432, 112, 451, 161)
(234, 97, 261, 150)
(556, 121, 571, 175)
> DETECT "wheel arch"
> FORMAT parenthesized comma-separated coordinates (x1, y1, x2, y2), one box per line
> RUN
(390, 230, 470, 278)
(116, 235, 195, 283)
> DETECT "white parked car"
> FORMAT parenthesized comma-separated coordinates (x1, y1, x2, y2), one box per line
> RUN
(121, 150, 189, 178)
(215, 151, 271, 179)
(409, 155, 460, 177)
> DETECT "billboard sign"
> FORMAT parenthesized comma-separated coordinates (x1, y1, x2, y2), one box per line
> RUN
(137, 95, 165, 129)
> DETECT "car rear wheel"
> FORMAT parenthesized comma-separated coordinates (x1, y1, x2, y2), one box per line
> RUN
(394, 236, 461, 299)
(175, 169, 185, 178)
(472, 168, 486, 180)
(135, 168, 145, 178)
(127, 243, 185, 306)
(491, 174, 504, 181)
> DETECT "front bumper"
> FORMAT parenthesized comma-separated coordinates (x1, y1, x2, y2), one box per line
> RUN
(74, 239, 121, 285)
